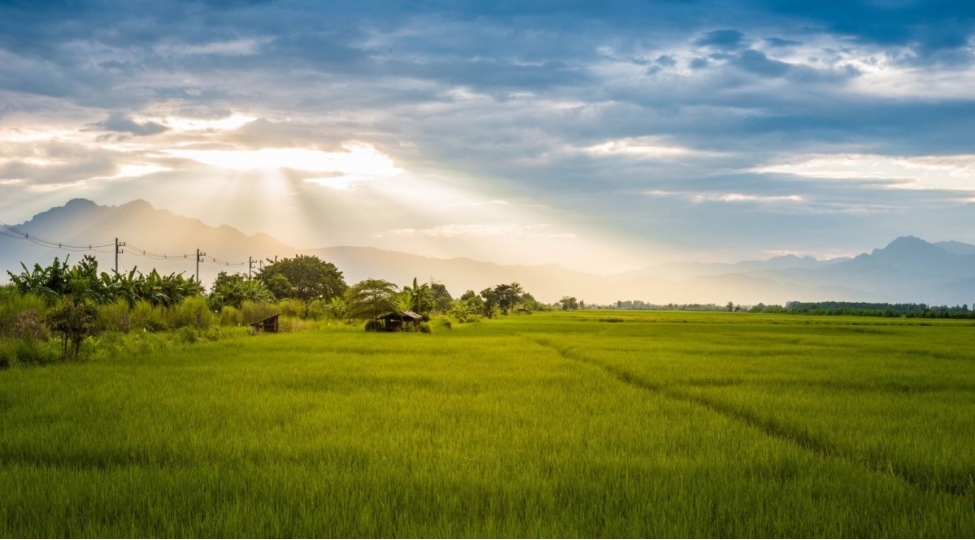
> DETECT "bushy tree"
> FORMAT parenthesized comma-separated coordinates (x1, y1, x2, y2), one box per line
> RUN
(345, 279, 399, 321)
(493, 282, 524, 315)
(402, 278, 433, 315)
(208, 272, 274, 310)
(560, 296, 579, 311)
(45, 297, 97, 360)
(256, 255, 346, 306)
(479, 287, 499, 318)
(430, 282, 453, 314)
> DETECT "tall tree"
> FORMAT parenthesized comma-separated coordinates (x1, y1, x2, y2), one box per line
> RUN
(256, 255, 347, 305)
(430, 281, 453, 313)
(345, 279, 400, 321)
(493, 282, 524, 315)
(403, 277, 433, 315)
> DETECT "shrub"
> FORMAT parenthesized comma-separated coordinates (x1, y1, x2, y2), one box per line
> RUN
(176, 327, 199, 344)
(96, 299, 132, 333)
(435, 317, 452, 331)
(219, 306, 242, 327)
(0, 292, 47, 338)
(45, 298, 97, 359)
(306, 299, 329, 320)
(419, 322, 432, 334)
(276, 298, 305, 318)
(0, 341, 14, 369)
(364, 319, 381, 332)
(16, 337, 58, 366)
(131, 300, 168, 332)
(169, 296, 215, 330)
(278, 316, 312, 333)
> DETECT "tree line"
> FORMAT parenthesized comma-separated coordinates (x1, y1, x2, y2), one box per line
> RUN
(1, 254, 572, 364)
(750, 301, 975, 319)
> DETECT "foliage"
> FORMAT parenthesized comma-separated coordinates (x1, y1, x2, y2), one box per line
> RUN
(559, 296, 579, 310)
(478, 287, 498, 318)
(45, 297, 98, 359)
(345, 279, 400, 321)
(169, 296, 216, 330)
(208, 272, 274, 311)
(747, 301, 975, 319)
(219, 306, 243, 327)
(96, 299, 132, 333)
(450, 290, 483, 322)
(430, 282, 453, 313)
(256, 255, 347, 306)
(7, 256, 202, 307)
(493, 282, 524, 314)
(328, 296, 348, 320)
(402, 278, 433, 315)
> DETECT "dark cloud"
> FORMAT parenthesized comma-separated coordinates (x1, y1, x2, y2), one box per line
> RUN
(733, 49, 791, 77)
(695, 29, 747, 50)
(655, 55, 676, 67)
(90, 113, 168, 136)
(764, 37, 801, 47)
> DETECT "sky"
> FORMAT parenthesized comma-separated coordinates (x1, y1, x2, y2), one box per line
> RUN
(1, 0, 975, 273)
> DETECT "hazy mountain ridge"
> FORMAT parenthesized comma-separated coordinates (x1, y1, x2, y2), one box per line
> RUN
(2, 200, 974, 305)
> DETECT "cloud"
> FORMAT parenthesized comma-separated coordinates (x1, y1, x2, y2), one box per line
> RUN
(753, 153, 975, 192)
(90, 113, 168, 136)
(695, 29, 747, 50)
(645, 190, 805, 204)
(732, 49, 790, 77)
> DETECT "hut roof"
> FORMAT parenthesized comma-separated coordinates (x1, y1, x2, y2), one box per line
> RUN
(248, 313, 281, 326)
(377, 310, 422, 321)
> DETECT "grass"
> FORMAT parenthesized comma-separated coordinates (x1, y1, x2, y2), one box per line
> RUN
(1, 311, 973, 537)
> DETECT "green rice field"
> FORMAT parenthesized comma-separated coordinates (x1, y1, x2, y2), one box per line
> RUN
(2, 311, 974, 537)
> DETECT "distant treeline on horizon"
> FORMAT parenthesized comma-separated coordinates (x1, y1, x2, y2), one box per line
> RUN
(602, 300, 975, 319)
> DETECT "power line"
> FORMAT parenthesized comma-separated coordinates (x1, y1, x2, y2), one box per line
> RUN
(1, 219, 260, 272)
(0, 220, 115, 252)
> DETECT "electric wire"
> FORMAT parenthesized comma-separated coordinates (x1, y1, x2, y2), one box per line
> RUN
(1, 220, 257, 270)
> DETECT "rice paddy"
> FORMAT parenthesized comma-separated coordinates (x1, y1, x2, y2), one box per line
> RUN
(1, 311, 973, 537)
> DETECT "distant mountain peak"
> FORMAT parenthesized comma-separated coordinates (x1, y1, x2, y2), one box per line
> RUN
(63, 198, 97, 208)
(119, 199, 155, 210)
(871, 235, 941, 257)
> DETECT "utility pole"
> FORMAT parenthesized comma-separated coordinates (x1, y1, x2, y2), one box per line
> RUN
(248, 256, 254, 279)
(114, 238, 126, 273)
(195, 248, 206, 284)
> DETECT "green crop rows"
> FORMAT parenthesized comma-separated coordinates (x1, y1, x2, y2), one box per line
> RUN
(2, 311, 973, 537)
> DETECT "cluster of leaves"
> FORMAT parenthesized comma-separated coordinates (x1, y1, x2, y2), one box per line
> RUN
(255, 255, 347, 307)
(7, 255, 203, 308)
(208, 272, 275, 311)
(446, 283, 539, 320)
(558, 296, 581, 311)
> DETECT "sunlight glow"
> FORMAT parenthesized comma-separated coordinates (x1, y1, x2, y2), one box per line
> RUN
(166, 144, 403, 178)
(163, 114, 258, 132)
(645, 190, 805, 203)
(754, 154, 975, 191)
(585, 137, 723, 160)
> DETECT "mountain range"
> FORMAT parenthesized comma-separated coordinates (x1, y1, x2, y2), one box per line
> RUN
(2, 199, 974, 306)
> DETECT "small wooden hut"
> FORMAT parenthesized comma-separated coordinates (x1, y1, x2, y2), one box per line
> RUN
(249, 313, 281, 334)
(374, 310, 422, 332)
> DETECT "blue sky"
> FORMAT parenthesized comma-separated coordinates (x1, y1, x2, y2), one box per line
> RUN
(1, 0, 974, 271)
